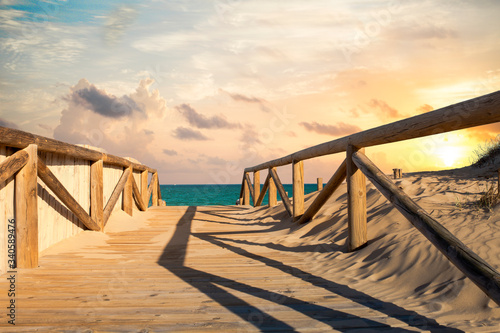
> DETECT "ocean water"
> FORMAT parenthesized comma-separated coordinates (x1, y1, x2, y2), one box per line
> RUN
(158, 184, 322, 206)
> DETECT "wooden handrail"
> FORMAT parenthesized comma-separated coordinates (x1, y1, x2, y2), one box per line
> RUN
(352, 150, 500, 305)
(269, 168, 292, 216)
(103, 167, 132, 226)
(38, 156, 101, 232)
(146, 173, 155, 206)
(297, 159, 346, 224)
(245, 90, 500, 172)
(0, 126, 156, 173)
(0, 149, 29, 184)
(245, 173, 255, 205)
(255, 173, 271, 207)
(0, 129, 161, 271)
(132, 176, 147, 211)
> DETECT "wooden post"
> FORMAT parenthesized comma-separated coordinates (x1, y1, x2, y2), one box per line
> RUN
(268, 168, 277, 207)
(352, 150, 500, 306)
(253, 171, 260, 207)
(317, 177, 323, 191)
(293, 160, 304, 221)
(103, 168, 131, 227)
(38, 157, 101, 231)
(123, 166, 133, 215)
(91, 160, 104, 229)
(269, 167, 292, 216)
(498, 169, 499, 194)
(347, 145, 367, 251)
(141, 170, 148, 205)
(15, 144, 38, 268)
(245, 173, 255, 205)
(298, 159, 347, 225)
(152, 172, 159, 206)
(157, 174, 162, 202)
(243, 172, 250, 205)
(0, 150, 29, 184)
(255, 173, 270, 207)
(132, 177, 147, 211)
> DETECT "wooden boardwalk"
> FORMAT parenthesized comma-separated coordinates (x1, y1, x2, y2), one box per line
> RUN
(0, 206, 465, 332)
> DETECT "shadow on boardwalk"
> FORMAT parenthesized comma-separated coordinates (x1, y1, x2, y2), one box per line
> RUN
(157, 206, 462, 332)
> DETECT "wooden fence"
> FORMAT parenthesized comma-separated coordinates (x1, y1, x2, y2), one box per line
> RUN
(0, 127, 164, 274)
(239, 90, 500, 305)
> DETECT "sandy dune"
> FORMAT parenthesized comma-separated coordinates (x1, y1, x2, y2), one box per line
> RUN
(223, 164, 500, 330)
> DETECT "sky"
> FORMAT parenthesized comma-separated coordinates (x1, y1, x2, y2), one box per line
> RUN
(1, 0, 500, 184)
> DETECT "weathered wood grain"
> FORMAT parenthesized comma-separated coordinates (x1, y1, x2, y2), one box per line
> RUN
(269, 167, 292, 216)
(152, 172, 159, 206)
(141, 171, 148, 205)
(347, 146, 367, 252)
(91, 160, 104, 229)
(293, 160, 304, 221)
(298, 159, 346, 225)
(268, 168, 277, 207)
(255, 172, 270, 207)
(103, 168, 131, 227)
(0, 149, 28, 184)
(15, 144, 38, 268)
(132, 174, 147, 211)
(245, 172, 255, 206)
(317, 177, 323, 191)
(146, 173, 155, 207)
(123, 167, 134, 216)
(38, 156, 100, 232)
(242, 173, 250, 205)
(253, 171, 260, 207)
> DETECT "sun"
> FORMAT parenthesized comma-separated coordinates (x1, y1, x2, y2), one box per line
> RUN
(435, 146, 464, 168)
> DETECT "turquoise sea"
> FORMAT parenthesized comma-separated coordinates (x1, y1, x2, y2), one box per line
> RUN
(159, 184, 322, 206)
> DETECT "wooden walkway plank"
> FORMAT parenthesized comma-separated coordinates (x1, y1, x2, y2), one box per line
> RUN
(0, 206, 470, 331)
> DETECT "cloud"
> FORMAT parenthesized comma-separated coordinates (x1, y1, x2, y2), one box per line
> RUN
(132, 31, 206, 53)
(368, 99, 401, 118)
(103, 5, 138, 45)
(416, 104, 434, 114)
(300, 121, 361, 137)
(467, 123, 500, 142)
(163, 149, 178, 156)
(239, 125, 262, 147)
(175, 103, 240, 129)
(38, 123, 52, 132)
(0, 118, 18, 129)
(221, 89, 272, 112)
(387, 23, 457, 41)
(227, 91, 264, 104)
(69, 80, 143, 118)
(53, 78, 167, 165)
(173, 127, 209, 141)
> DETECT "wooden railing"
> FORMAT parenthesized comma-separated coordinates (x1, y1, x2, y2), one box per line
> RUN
(0, 127, 164, 272)
(239, 90, 500, 305)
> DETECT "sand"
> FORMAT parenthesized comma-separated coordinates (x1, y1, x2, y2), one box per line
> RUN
(40, 209, 149, 259)
(223, 163, 500, 329)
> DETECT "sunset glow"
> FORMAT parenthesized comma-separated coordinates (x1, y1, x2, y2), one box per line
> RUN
(1, 1, 500, 183)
